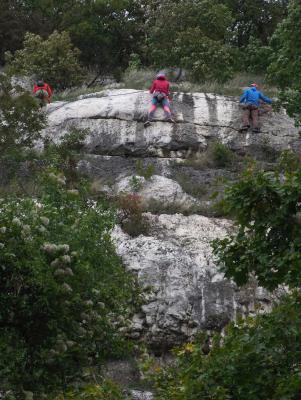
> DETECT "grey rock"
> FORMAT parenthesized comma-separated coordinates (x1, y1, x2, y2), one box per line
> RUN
(42, 90, 292, 349)
(112, 213, 274, 349)
(130, 390, 153, 400)
(44, 89, 300, 158)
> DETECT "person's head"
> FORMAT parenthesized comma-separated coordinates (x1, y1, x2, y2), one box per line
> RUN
(250, 83, 258, 89)
(37, 80, 44, 87)
(156, 73, 166, 80)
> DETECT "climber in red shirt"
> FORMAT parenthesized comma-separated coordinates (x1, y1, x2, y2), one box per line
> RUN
(33, 80, 53, 107)
(144, 73, 175, 127)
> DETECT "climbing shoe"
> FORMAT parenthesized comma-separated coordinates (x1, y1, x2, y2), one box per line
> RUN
(167, 118, 175, 123)
(239, 125, 249, 132)
(252, 127, 260, 133)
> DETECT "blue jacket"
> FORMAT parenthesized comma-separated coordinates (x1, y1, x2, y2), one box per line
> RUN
(240, 87, 272, 107)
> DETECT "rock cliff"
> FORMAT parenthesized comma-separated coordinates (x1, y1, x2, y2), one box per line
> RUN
(44, 89, 296, 348)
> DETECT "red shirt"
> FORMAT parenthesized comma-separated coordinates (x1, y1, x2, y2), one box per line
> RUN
(33, 83, 53, 97)
(150, 78, 170, 96)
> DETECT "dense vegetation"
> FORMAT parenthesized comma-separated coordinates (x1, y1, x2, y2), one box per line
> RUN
(0, 72, 140, 398)
(0, 1, 289, 79)
(2, 0, 301, 399)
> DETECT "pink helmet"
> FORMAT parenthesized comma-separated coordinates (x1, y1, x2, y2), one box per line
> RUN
(156, 73, 166, 80)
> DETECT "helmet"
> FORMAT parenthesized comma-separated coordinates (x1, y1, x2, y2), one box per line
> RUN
(37, 80, 44, 87)
(250, 83, 258, 87)
(156, 73, 166, 80)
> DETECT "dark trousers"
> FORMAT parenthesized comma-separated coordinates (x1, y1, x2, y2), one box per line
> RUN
(242, 104, 259, 129)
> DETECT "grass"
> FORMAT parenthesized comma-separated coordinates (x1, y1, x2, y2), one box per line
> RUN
(121, 68, 156, 90)
(51, 70, 278, 103)
(121, 70, 278, 97)
(52, 85, 107, 102)
(171, 72, 278, 97)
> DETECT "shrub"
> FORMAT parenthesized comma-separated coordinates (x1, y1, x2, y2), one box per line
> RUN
(0, 173, 140, 396)
(212, 161, 301, 291)
(152, 292, 301, 400)
(0, 74, 44, 187)
(211, 142, 235, 168)
(0, 74, 44, 154)
(6, 31, 85, 89)
(135, 160, 155, 180)
(117, 193, 149, 237)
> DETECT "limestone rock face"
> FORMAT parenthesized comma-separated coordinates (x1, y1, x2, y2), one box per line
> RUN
(112, 214, 271, 349)
(45, 89, 300, 158)
(44, 89, 293, 348)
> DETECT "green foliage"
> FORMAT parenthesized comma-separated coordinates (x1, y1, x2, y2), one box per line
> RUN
(135, 160, 155, 180)
(152, 292, 301, 400)
(224, 0, 288, 48)
(129, 176, 143, 193)
(210, 142, 235, 168)
(143, 0, 234, 82)
(0, 74, 44, 187)
(52, 381, 125, 400)
(62, 0, 144, 75)
(212, 157, 301, 290)
(241, 36, 273, 74)
(6, 31, 84, 89)
(267, 0, 301, 124)
(0, 174, 140, 395)
(0, 0, 27, 64)
(0, 74, 44, 153)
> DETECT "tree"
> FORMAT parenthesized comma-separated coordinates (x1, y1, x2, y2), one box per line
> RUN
(141, 0, 234, 82)
(223, 0, 289, 48)
(0, 173, 139, 395)
(0, 1, 26, 65)
(6, 31, 85, 89)
(267, 0, 301, 124)
(62, 0, 144, 76)
(212, 157, 301, 291)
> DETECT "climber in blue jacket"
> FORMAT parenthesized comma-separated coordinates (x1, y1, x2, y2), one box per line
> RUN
(240, 83, 272, 133)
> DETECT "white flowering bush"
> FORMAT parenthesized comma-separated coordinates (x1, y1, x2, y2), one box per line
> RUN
(0, 173, 140, 396)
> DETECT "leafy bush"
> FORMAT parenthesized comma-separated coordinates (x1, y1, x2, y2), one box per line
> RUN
(6, 31, 85, 89)
(0, 173, 140, 396)
(267, 0, 301, 125)
(0, 74, 44, 153)
(212, 159, 301, 291)
(52, 381, 125, 400)
(0, 74, 44, 187)
(242, 37, 273, 74)
(210, 142, 235, 168)
(152, 292, 301, 400)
